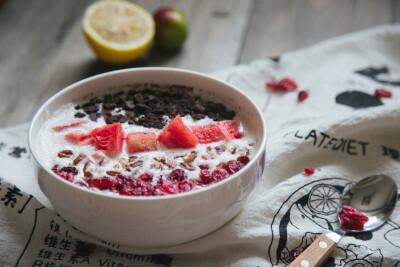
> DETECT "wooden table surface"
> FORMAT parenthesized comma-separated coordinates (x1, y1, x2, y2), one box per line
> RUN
(0, 0, 399, 127)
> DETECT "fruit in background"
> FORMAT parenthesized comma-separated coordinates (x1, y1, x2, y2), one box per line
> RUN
(153, 6, 188, 50)
(82, 0, 155, 64)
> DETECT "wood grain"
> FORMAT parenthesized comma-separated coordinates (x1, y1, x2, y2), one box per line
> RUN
(0, 0, 399, 127)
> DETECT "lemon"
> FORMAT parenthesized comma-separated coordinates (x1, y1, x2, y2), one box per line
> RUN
(82, 0, 155, 64)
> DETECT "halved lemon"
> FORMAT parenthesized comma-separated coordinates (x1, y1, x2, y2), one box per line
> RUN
(82, 0, 155, 64)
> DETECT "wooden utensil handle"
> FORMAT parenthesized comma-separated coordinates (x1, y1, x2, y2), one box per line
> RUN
(288, 234, 338, 267)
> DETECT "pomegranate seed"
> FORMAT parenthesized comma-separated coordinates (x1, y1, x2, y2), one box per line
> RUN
(57, 172, 75, 182)
(340, 205, 369, 231)
(374, 88, 392, 98)
(178, 181, 192, 193)
(304, 167, 315, 175)
(138, 172, 154, 182)
(226, 160, 245, 174)
(160, 179, 178, 194)
(51, 165, 59, 173)
(200, 169, 212, 184)
(198, 164, 209, 170)
(168, 169, 187, 182)
(211, 168, 230, 182)
(298, 90, 309, 102)
(237, 156, 250, 165)
(290, 249, 302, 261)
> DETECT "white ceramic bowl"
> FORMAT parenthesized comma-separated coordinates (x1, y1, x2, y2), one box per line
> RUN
(28, 68, 267, 247)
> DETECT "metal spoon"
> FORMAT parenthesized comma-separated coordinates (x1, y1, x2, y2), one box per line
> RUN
(289, 174, 398, 267)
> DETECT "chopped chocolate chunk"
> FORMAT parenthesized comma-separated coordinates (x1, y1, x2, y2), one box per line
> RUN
(89, 113, 101, 122)
(74, 112, 86, 118)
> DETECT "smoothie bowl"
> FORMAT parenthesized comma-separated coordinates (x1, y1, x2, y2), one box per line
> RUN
(28, 68, 267, 247)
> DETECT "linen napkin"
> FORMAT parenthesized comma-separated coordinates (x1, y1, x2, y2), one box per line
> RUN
(1, 23, 400, 267)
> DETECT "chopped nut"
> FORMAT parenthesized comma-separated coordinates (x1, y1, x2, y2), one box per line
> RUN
(106, 171, 121, 176)
(206, 146, 214, 155)
(99, 157, 110, 166)
(228, 147, 237, 154)
(128, 156, 138, 162)
(83, 160, 93, 179)
(130, 160, 143, 168)
(202, 155, 209, 160)
(165, 160, 177, 169)
(183, 152, 197, 163)
(58, 150, 73, 158)
(151, 162, 162, 170)
(153, 156, 166, 163)
(238, 148, 250, 156)
(114, 158, 127, 170)
(215, 145, 226, 155)
(179, 162, 196, 171)
(73, 153, 86, 165)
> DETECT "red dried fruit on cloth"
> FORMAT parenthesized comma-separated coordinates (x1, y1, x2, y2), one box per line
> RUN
(52, 120, 88, 131)
(374, 88, 392, 98)
(340, 205, 369, 231)
(157, 115, 199, 148)
(304, 167, 315, 175)
(298, 90, 309, 102)
(65, 132, 94, 145)
(191, 124, 225, 144)
(90, 122, 125, 154)
(217, 120, 243, 140)
(266, 77, 298, 92)
(126, 132, 157, 153)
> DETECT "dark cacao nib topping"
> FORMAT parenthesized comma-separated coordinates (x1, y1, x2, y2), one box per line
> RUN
(76, 85, 236, 129)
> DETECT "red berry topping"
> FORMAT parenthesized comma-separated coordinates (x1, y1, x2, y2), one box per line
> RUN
(298, 90, 309, 102)
(168, 169, 187, 182)
(138, 172, 154, 182)
(160, 179, 179, 194)
(200, 169, 212, 184)
(374, 88, 392, 98)
(304, 167, 315, 175)
(177, 181, 192, 193)
(198, 164, 209, 170)
(157, 115, 199, 148)
(226, 160, 245, 174)
(211, 168, 230, 182)
(237, 156, 250, 165)
(89, 178, 112, 190)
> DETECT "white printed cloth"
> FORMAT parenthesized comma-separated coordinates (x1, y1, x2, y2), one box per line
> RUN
(1, 24, 400, 267)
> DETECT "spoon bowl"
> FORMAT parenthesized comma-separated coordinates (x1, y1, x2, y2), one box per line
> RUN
(340, 174, 397, 232)
(289, 174, 398, 267)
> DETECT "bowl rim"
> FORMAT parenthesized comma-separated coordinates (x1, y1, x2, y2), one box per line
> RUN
(28, 67, 267, 201)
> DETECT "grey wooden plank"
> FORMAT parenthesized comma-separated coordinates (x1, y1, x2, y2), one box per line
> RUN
(239, 0, 396, 63)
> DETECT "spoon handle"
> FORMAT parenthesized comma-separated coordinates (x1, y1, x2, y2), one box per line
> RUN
(288, 234, 338, 267)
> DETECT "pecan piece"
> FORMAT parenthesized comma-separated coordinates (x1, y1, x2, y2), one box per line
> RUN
(179, 162, 196, 171)
(58, 150, 73, 158)
(215, 145, 226, 155)
(130, 160, 143, 168)
(106, 171, 121, 176)
(165, 160, 177, 169)
(128, 155, 138, 162)
(99, 157, 110, 166)
(83, 160, 93, 179)
(73, 153, 86, 165)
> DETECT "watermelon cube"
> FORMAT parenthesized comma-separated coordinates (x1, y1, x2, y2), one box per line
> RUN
(126, 132, 157, 153)
(217, 120, 243, 140)
(191, 124, 224, 144)
(157, 115, 199, 148)
(65, 132, 94, 145)
(90, 122, 125, 154)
